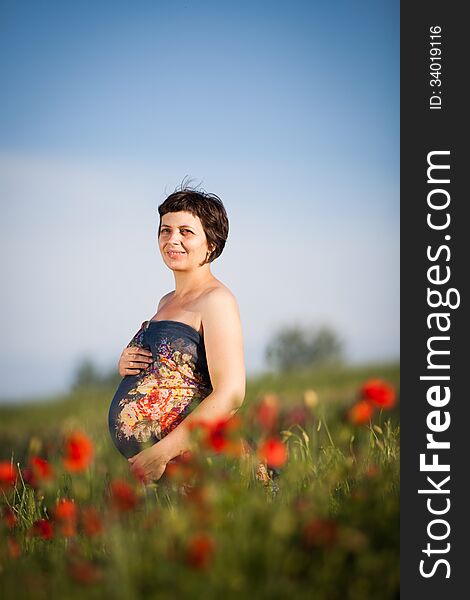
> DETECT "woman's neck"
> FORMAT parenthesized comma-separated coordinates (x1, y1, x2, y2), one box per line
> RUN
(172, 267, 216, 298)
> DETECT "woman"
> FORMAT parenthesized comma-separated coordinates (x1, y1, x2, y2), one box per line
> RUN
(108, 185, 246, 485)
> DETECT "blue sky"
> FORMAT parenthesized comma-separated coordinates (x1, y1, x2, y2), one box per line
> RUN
(0, 0, 399, 401)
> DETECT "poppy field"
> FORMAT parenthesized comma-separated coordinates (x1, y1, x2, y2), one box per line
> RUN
(0, 363, 399, 599)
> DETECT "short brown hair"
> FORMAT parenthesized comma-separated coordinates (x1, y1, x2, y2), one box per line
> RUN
(158, 181, 229, 265)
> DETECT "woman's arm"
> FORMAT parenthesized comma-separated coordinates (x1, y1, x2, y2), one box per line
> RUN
(157, 287, 246, 462)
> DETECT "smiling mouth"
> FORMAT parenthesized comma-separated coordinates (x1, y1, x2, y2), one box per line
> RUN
(167, 251, 186, 257)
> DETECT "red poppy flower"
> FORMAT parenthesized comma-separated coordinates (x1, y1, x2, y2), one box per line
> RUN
(206, 419, 229, 452)
(20, 456, 52, 489)
(110, 479, 138, 512)
(351, 489, 365, 502)
(59, 520, 77, 538)
(258, 437, 287, 468)
(185, 533, 216, 569)
(303, 518, 338, 548)
(254, 394, 280, 431)
(55, 498, 78, 522)
(294, 496, 313, 514)
(366, 464, 379, 478)
(164, 461, 178, 478)
(184, 484, 209, 508)
(30, 518, 54, 540)
(198, 415, 242, 455)
(81, 506, 104, 537)
(68, 558, 103, 585)
(30, 456, 54, 480)
(7, 535, 21, 559)
(3, 505, 18, 529)
(63, 431, 94, 473)
(165, 460, 191, 480)
(347, 400, 375, 425)
(360, 379, 396, 409)
(283, 405, 309, 428)
(22, 466, 37, 487)
(0, 460, 17, 489)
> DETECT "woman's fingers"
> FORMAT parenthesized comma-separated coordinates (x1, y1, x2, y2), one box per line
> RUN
(119, 347, 153, 376)
(126, 348, 153, 363)
(125, 368, 144, 375)
(127, 354, 153, 369)
(128, 359, 151, 368)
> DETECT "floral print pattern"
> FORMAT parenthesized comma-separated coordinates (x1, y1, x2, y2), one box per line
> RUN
(109, 320, 212, 457)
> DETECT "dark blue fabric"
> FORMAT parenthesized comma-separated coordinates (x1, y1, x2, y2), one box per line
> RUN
(108, 320, 212, 458)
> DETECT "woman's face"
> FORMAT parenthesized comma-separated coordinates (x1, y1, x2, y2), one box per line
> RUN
(158, 211, 213, 270)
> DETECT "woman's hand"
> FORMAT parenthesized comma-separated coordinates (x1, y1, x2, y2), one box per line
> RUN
(118, 347, 153, 377)
(127, 442, 170, 485)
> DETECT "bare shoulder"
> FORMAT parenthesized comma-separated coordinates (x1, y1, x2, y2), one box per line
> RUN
(201, 282, 238, 307)
(157, 291, 174, 310)
(200, 283, 240, 320)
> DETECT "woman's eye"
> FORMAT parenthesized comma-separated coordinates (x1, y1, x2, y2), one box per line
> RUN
(160, 227, 193, 234)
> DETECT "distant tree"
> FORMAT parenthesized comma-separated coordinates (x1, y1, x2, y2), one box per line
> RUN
(71, 357, 103, 390)
(265, 324, 344, 373)
(100, 366, 122, 389)
(71, 357, 124, 392)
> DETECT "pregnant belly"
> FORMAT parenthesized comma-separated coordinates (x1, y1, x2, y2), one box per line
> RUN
(108, 374, 202, 459)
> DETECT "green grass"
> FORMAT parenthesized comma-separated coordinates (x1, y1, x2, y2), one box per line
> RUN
(0, 362, 399, 599)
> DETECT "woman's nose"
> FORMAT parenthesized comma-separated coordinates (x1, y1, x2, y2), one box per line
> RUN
(168, 231, 182, 244)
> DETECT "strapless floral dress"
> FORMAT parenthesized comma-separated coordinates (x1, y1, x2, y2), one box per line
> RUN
(108, 319, 213, 458)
